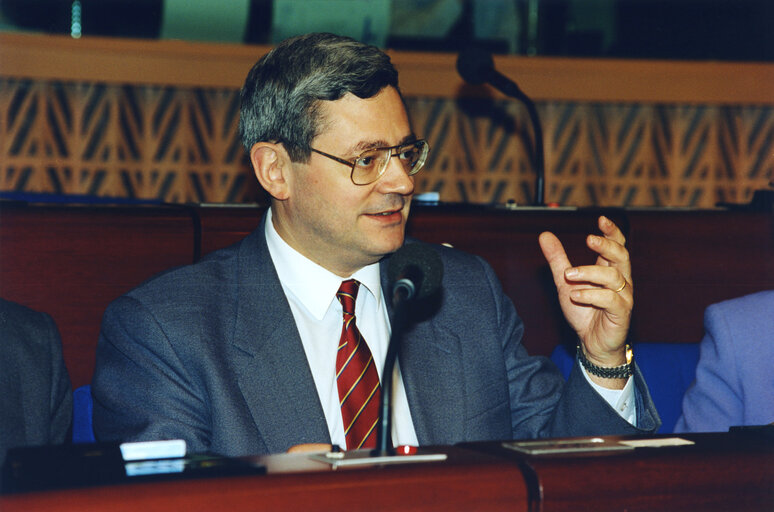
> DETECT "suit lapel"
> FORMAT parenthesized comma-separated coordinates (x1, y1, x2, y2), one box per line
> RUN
(380, 251, 465, 445)
(227, 231, 465, 451)
(230, 222, 330, 453)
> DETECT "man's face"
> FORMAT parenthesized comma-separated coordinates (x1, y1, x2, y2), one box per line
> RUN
(273, 86, 416, 277)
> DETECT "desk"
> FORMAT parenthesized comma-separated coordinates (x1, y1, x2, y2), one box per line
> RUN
(478, 431, 774, 512)
(2, 433, 772, 512)
(0, 446, 528, 512)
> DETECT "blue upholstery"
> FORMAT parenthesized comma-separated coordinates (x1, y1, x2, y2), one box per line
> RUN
(550, 343, 701, 434)
(72, 384, 96, 443)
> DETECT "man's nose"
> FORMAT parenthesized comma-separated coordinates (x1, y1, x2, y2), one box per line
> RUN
(377, 155, 415, 195)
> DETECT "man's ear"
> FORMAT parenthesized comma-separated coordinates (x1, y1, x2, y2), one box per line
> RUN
(250, 142, 291, 200)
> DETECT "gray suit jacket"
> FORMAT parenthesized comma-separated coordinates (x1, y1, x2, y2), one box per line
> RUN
(0, 299, 73, 469)
(93, 220, 659, 455)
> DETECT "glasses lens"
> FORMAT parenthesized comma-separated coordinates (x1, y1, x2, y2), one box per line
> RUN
(350, 140, 429, 185)
(351, 149, 389, 185)
(398, 141, 428, 175)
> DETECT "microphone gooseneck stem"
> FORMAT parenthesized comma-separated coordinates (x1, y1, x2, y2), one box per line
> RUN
(374, 296, 408, 456)
(525, 95, 545, 206)
(488, 70, 546, 207)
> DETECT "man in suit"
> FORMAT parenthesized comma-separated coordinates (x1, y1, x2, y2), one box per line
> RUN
(0, 299, 72, 469)
(93, 33, 659, 455)
(675, 290, 774, 433)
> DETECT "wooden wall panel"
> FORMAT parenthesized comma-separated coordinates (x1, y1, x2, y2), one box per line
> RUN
(1, 33, 772, 207)
(0, 205, 197, 387)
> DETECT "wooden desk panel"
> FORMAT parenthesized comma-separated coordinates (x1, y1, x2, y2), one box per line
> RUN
(527, 449, 773, 512)
(3, 434, 771, 511)
(0, 448, 528, 512)
(626, 210, 774, 345)
(0, 204, 198, 387)
(196, 205, 264, 259)
(508, 433, 774, 512)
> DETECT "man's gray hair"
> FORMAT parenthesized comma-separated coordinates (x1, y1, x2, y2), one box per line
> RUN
(239, 32, 400, 162)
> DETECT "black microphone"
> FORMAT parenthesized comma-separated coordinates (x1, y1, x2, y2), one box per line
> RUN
(456, 47, 546, 206)
(375, 243, 443, 456)
(387, 242, 444, 306)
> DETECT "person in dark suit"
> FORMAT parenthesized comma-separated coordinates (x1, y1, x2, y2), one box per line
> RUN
(92, 33, 659, 455)
(675, 290, 774, 433)
(0, 299, 72, 468)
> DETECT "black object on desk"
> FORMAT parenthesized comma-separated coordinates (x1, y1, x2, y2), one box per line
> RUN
(2, 442, 265, 494)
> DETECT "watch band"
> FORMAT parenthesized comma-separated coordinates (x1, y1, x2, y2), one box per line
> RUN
(576, 344, 633, 379)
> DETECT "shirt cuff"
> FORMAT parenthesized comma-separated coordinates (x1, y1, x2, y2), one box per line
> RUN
(581, 365, 637, 425)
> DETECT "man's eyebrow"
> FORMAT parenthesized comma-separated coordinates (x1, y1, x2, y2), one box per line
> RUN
(348, 134, 417, 154)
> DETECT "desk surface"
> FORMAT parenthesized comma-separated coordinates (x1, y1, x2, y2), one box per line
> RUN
(2, 432, 772, 512)
(476, 431, 774, 512)
(1, 446, 527, 512)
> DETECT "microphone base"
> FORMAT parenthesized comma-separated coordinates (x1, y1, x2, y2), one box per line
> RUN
(308, 449, 447, 469)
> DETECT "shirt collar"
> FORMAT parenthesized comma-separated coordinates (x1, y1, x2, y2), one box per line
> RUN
(264, 208, 383, 320)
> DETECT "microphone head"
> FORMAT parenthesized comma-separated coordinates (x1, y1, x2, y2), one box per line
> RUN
(456, 47, 494, 85)
(388, 243, 443, 301)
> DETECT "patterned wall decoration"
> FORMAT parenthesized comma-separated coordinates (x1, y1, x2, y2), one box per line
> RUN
(1, 79, 261, 204)
(2, 78, 772, 207)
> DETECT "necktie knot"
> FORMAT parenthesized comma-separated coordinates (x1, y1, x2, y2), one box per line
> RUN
(336, 279, 359, 317)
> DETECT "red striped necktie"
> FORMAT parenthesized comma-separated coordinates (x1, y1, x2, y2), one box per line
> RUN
(335, 279, 381, 450)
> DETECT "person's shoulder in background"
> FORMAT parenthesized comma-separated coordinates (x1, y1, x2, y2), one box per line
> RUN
(0, 298, 73, 468)
(675, 290, 774, 433)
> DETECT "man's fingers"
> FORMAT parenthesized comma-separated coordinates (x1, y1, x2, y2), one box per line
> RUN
(565, 265, 630, 294)
(568, 287, 632, 314)
(598, 215, 626, 245)
(539, 231, 572, 284)
(587, 234, 632, 278)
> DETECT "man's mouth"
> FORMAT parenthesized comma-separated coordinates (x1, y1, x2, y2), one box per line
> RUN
(367, 204, 404, 217)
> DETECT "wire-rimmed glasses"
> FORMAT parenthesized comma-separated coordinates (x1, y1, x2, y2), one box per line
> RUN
(310, 139, 429, 186)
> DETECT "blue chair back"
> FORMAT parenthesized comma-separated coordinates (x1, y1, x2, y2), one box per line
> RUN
(550, 343, 700, 433)
(72, 384, 96, 443)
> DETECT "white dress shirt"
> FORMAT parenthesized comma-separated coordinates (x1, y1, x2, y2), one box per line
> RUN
(265, 209, 418, 448)
(264, 210, 636, 449)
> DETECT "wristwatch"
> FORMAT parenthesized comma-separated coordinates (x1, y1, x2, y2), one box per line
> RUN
(577, 343, 633, 379)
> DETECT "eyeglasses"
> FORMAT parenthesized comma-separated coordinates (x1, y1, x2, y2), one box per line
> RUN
(310, 139, 429, 186)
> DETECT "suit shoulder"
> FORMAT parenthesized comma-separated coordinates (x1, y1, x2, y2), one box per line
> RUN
(708, 290, 774, 321)
(0, 299, 60, 358)
(0, 298, 57, 335)
(0, 298, 48, 324)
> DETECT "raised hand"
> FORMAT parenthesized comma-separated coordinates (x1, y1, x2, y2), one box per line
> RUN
(539, 216, 633, 383)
